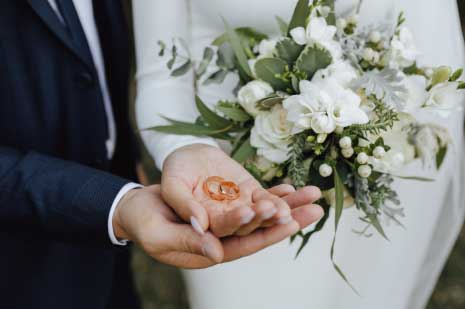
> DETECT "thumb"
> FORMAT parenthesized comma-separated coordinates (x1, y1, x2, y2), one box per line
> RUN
(166, 223, 224, 264)
(162, 177, 209, 234)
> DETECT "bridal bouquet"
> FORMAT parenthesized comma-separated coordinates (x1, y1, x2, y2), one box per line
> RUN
(153, 0, 464, 285)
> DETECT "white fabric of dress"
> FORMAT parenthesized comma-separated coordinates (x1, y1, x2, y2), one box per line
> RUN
(133, 0, 465, 308)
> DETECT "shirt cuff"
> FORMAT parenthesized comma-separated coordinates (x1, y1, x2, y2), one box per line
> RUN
(107, 182, 144, 246)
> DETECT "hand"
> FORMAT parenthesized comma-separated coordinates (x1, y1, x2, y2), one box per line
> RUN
(162, 144, 321, 237)
(112, 185, 324, 269)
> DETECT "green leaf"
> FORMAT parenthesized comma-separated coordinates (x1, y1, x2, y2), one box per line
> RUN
(232, 137, 256, 163)
(157, 40, 166, 56)
(195, 96, 232, 129)
(367, 214, 389, 240)
(458, 82, 465, 90)
(436, 146, 448, 169)
(223, 20, 253, 78)
(330, 169, 359, 294)
(197, 47, 214, 77)
(449, 68, 463, 82)
(288, 0, 310, 35)
(295, 202, 330, 257)
(212, 28, 268, 46)
(275, 37, 304, 65)
(171, 60, 192, 76)
(296, 45, 332, 79)
(275, 16, 289, 35)
(216, 104, 252, 122)
(322, 0, 336, 25)
(254, 57, 290, 91)
(217, 43, 236, 70)
(204, 70, 229, 85)
(145, 121, 228, 137)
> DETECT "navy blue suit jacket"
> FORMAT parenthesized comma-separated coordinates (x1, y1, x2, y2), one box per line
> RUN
(0, 1, 140, 308)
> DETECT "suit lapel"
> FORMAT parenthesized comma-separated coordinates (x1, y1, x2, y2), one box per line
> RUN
(27, 0, 93, 70)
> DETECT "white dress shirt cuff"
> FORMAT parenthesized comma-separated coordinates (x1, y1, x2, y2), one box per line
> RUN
(108, 182, 143, 246)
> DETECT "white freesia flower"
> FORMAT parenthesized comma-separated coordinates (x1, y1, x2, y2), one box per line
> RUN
(388, 27, 418, 68)
(290, 17, 342, 60)
(283, 78, 369, 134)
(402, 74, 428, 113)
(312, 61, 359, 87)
(250, 105, 292, 163)
(423, 82, 464, 117)
(238, 80, 274, 117)
(256, 39, 278, 58)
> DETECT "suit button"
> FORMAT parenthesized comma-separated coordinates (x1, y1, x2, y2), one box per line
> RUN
(75, 72, 95, 88)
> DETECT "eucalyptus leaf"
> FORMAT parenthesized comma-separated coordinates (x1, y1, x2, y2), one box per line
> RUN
(254, 57, 290, 91)
(276, 37, 304, 65)
(217, 43, 236, 70)
(367, 214, 389, 240)
(195, 96, 232, 129)
(203, 69, 229, 85)
(212, 27, 268, 46)
(223, 20, 253, 77)
(295, 203, 330, 257)
(157, 40, 166, 56)
(232, 137, 256, 163)
(295, 45, 332, 79)
(288, 0, 310, 36)
(171, 60, 192, 76)
(197, 47, 214, 77)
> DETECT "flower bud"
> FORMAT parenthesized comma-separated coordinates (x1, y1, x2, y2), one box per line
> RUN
(317, 133, 328, 144)
(319, 164, 333, 178)
(336, 18, 347, 30)
(373, 146, 386, 159)
(356, 152, 369, 164)
(347, 14, 359, 25)
(369, 31, 381, 43)
(339, 136, 352, 149)
(341, 147, 354, 158)
(358, 165, 372, 178)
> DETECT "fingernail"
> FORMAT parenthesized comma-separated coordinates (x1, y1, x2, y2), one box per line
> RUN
(202, 242, 217, 261)
(277, 216, 293, 225)
(190, 216, 205, 235)
(240, 211, 255, 225)
(261, 208, 277, 220)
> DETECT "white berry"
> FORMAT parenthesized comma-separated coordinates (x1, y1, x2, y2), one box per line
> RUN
(317, 133, 328, 144)
(356, 152, 369, 164)
(369, 31, 381, 43)
(358, 165, 372, 178)
(336, 18, 347, 30)
(348, 14, 359, 25)
(362, 48, 375, 62)
(341, 147, 354, 158)
(319, 164, 333, 178)
(373, 146, 386, 159)
(339, 136, 352, 149)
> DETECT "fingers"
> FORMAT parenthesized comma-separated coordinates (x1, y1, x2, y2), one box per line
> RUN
(281, 186, 322, 209)
(162, 222, 224, 264)
(267, 184, 296, 197)
(290, 204, 324, 229)
(161, 176, 210, 233)
(209, 205, 256, 237)
(234, 199, 277, 236)
(252, 189, 292, 221)
(222, 219, 300, 262)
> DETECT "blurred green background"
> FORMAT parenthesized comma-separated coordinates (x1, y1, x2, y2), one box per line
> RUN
(128, 2, 465, 308)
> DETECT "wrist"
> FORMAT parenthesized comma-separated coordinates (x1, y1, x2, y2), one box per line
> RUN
(113, 188, 139, 241)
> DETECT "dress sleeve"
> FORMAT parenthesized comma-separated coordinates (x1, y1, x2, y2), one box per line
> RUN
(133, 0, 219, 171)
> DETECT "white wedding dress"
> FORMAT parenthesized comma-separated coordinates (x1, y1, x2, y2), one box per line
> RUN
(133, 0, 465, 308)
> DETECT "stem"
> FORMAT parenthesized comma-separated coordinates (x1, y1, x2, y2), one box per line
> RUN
(356, 0, 364, 14)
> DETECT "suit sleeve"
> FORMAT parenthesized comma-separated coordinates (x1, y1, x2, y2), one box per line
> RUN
(0, 146, 129, 245)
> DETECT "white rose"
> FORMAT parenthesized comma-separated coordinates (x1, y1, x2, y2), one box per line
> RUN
(238, 80, 274, 116)
(423, 82, 464, 117)
(290, 17, 342, 60)
(388, 27, 418, 69)
(250, 105, 292, 163)
(283, 78, 368, 134)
